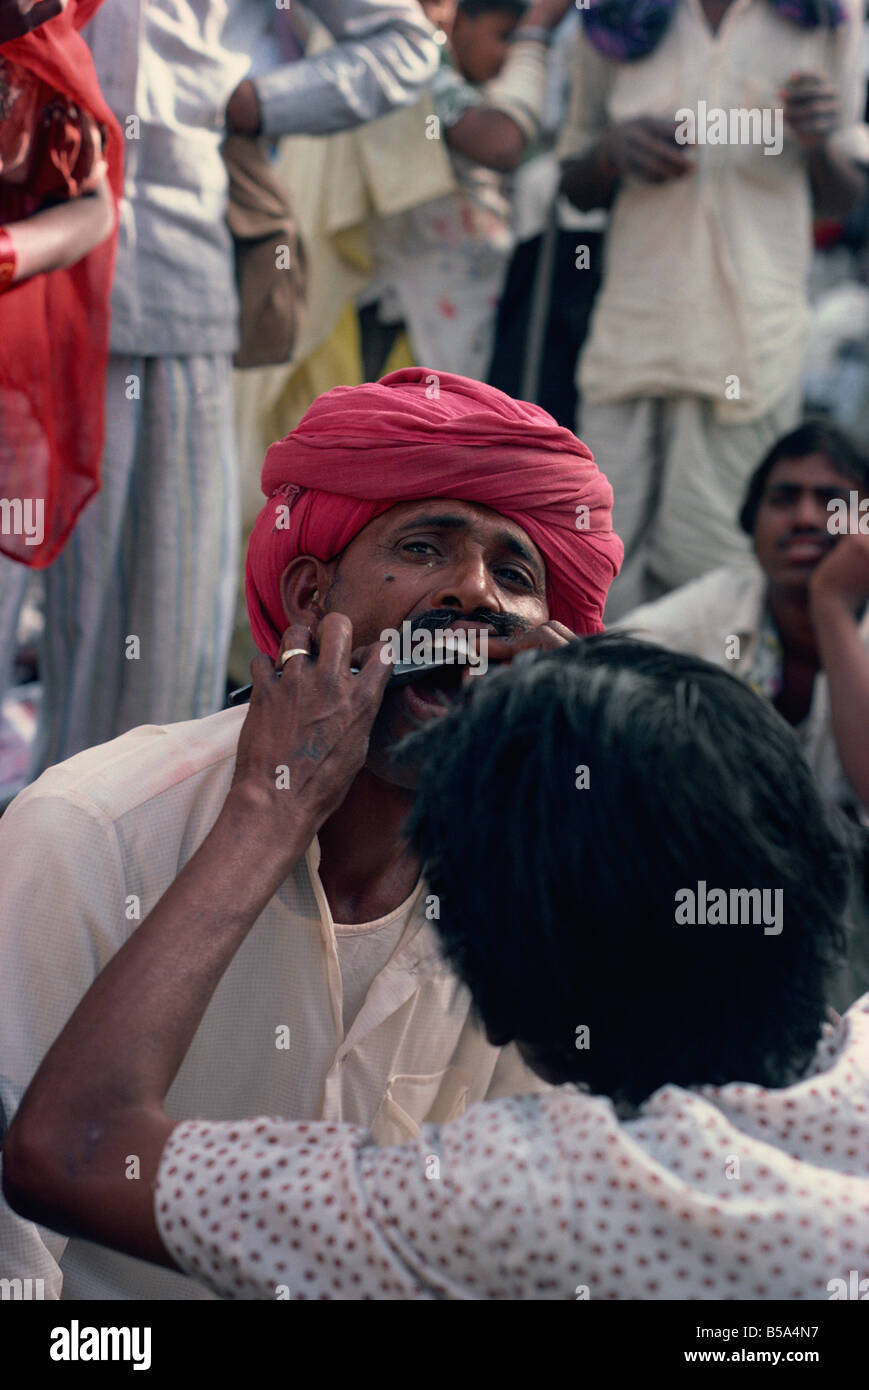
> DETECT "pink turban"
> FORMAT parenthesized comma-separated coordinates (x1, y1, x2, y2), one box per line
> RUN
(245, 368, 623, 658)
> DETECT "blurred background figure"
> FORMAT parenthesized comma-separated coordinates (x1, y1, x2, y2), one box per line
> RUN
(0, 0, 438, 803)
(617, 420, 869, 1009)
(225, 0, 570, 684)
(358, 0, 570, 380)
(487, 4, 606, 429)
(0, 0, 121, 804)
(802, 197, 869, 427)
(558, 0, 869, 621)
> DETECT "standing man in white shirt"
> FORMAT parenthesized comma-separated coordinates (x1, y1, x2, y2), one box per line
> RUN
(0, 0, 440, 780)
(558, 0, 869, 620)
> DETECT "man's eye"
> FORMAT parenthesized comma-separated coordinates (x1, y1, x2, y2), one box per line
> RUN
(497, 566, 532, 588)
(402, 541, 439, 556)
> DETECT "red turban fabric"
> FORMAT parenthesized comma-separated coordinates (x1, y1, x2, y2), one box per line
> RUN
(246, 368, 623, 658)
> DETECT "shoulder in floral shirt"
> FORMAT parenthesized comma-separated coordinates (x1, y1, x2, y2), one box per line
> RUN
(156, 993, 869, 1300)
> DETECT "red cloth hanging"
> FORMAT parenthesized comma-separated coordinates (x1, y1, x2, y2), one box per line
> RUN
(0, 0, 122, 567)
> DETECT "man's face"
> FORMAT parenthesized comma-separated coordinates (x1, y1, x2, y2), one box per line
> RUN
(752, 453, 860, 594)
(285, 498, 549, 783)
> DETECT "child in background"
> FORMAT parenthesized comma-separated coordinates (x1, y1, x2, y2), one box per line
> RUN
(359, 0, 570, 381)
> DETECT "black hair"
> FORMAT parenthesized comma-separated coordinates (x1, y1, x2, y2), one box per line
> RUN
(457, 0, 530, 18)
(738, 419, 869, 536)
(403, 635, 848, 1107)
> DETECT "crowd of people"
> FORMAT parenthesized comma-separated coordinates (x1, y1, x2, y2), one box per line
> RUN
(0, 0, 868, 1304)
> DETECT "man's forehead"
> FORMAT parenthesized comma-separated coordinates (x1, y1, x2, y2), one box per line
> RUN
(376, 497, 541, 552)
(765, 454, 858, 489)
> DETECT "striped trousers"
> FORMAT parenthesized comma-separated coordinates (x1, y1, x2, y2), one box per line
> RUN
(0, 353, 239, 779)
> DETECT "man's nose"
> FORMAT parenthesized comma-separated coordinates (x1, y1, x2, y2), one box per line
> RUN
(791, 493, 827, 531)
(429, 554, 500, 614)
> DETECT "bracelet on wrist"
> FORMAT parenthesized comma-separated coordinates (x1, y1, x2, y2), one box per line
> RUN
(0, 227, 18, 293)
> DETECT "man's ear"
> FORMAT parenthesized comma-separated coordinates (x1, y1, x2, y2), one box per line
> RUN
(279, 555, 334, 625)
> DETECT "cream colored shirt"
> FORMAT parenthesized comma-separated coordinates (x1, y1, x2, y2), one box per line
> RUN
(556, 0, 869, 423)
(0, 706, 544, 1300)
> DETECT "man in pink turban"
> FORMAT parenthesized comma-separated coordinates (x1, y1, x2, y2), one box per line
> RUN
(0, 367, 621, 1300)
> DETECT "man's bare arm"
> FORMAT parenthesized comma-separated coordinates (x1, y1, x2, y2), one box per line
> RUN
(444, 106, 527, 173)
(805, 142, 867, 221)
(2, 617, 391, 1263)
(809, 534, 869, 812)
(5, 176, 115, 284)
(0, 784, 310, 1264)
(783, 72, 867, 220)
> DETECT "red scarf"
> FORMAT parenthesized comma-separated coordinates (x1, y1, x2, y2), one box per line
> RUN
(0, 0, 122, 568)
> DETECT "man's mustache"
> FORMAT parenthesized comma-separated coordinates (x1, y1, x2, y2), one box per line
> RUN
(407, 608, 529, 639)
(777, 530, 831, 547)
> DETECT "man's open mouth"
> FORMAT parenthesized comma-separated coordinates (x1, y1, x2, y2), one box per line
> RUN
(400, 662, 468, 719)
(780, 538, 830, 565)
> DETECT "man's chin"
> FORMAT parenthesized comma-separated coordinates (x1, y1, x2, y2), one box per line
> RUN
(365, 680, 463, 788)
(768, 557, 817, 594)
(363, 693, 426, 790)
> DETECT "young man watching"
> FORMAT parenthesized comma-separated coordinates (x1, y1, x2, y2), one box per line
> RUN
(618, 420, 869, 1006)
(619, 422, 869, 823)
(0, 366, 622, 1299)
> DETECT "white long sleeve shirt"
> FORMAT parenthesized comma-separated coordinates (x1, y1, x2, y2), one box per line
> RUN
(84, 0, 439, 355)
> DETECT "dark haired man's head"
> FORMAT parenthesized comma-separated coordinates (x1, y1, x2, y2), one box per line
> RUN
(739, 421, 869, 597)
(404, 636, 848, 1106)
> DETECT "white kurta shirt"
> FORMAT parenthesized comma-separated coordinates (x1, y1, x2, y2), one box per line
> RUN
(556, 0, 869, 423)
(155, 994, 869, 1299)
(0, 706, 543, 1299)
